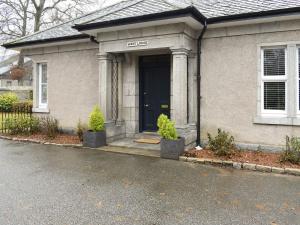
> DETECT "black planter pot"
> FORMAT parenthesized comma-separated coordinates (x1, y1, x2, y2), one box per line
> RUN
(83, 130, 106, 148)
(160, 137, 185, 160)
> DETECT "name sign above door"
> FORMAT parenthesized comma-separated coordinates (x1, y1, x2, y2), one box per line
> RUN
(127, 41, 148, 47)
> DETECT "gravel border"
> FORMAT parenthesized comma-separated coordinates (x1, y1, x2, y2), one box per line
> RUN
(0, 135, 82, 148)
(180, 156, 300, 177)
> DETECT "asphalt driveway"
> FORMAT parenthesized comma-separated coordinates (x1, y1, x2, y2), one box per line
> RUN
(0, 139, 299, 225)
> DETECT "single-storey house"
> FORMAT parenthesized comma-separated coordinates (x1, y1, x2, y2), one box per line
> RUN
(3, 0, 300, 150)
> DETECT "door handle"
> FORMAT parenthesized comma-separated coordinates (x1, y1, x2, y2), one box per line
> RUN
(144, 104, 149, 107)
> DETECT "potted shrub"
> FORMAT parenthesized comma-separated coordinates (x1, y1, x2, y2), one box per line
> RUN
(83, 106, 106, 148)
(157, 114, 185, 160)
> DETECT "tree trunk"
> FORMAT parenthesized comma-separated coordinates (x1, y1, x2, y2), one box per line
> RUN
(34, 8, 43, 32)
(17, 53, 24, 67)
(17, 0, 30, 67)
(32, 0, 45, 32)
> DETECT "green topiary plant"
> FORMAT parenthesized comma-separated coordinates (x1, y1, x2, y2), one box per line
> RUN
(89, 106, 105, 132)
(207, 129, 235, 156)
(157, 114, 178, 140)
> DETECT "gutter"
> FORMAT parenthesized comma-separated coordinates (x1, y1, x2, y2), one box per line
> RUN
(73, 6, 206, 31)
(207, 6, 300, 24)
(196, 20, 207, 147)
(89, 35, 99, 44)
(2, 34, 90, 49)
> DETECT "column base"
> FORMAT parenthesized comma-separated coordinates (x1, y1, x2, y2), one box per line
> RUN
(176, 124, 197, 150)
(105, 121, 126, 143)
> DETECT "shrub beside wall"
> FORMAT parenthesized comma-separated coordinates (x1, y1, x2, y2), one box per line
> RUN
(39, 116, 60, 139)
(3, 115, 60, 139)
(281, 136, 300, 164)
(12, 101, 33, 112)
(0, 93, 19, 112)
(207, 129, 235, 156)
(77, 120, 88, 142)
(5, 116, 40, 135)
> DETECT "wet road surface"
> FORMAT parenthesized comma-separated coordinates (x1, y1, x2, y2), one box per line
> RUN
(0, 139, 299, 225)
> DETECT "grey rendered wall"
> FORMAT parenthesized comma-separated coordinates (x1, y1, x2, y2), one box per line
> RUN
(201, 19, 300, 149)
(24, 42, 99, 130)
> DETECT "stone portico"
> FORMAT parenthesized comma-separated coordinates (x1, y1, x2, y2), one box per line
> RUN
(96, 23, 200, 148)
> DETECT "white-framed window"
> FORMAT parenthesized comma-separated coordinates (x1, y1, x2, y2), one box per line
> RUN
(261, 47, 287, 116)
(37, 63, 48, 108)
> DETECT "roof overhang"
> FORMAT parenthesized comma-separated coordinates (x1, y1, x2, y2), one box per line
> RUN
(209, 13, 300, 28)
(2, 34, 90, 50)
(73, 6, 206, 34)
(3, 5, 300, 50)
(78, 16, 204, 35)
(207, 6, 300, 28)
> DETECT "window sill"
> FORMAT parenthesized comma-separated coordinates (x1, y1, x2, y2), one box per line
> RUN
(254, 116, 300, 126)
(32, 108, 50, 113)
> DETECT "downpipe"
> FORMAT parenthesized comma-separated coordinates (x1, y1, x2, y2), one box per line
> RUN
(196, 21, 207, 147)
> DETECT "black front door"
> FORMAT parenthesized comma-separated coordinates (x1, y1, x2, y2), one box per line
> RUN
(139, 55, 171, 132)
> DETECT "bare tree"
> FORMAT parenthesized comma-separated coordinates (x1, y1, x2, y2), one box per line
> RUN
(31, 0, 95, 32)
(0, 0, 32, 66)
(0, 0, 98, 66)
(0, 0, 31, 41)
(0, 0, 97, 42)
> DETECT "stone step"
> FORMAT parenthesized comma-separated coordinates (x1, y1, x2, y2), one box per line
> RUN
(134, 132, 161, 139)
(99, 145, 160, 158)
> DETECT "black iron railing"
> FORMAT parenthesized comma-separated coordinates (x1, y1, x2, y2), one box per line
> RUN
(0, 104, 32, 134)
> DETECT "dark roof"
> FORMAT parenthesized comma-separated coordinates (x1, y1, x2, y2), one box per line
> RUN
(3, 0, 300, 48)
(185, 0, 300, 18)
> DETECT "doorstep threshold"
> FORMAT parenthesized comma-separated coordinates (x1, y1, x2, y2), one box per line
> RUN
(98, 146, 160, 158)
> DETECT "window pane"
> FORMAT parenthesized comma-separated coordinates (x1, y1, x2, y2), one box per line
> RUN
(264, 82, 285, 110)
(42, 64, 47, 83)
(41, 84, 47, 104)
(264, 48, 285, 76)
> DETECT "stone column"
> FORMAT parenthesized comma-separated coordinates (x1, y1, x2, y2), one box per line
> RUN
(188, 52, 197, 124)
(116, 55, 124, 124)
(171, 48, 190, 127)
(98, 53, 112, 122)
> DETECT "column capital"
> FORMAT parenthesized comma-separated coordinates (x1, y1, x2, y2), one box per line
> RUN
(170, 48, 191, 56)
(97, 53, 113, 61)
(188, 52, 197, 58)
(116, 54, 125, 63)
